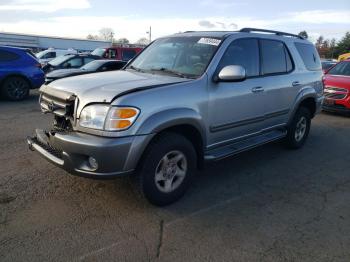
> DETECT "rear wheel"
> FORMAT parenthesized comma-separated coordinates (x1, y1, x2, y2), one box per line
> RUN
(1, 76, 30, 101)
(284, 107, 311, 149)
(133, 132, 197, 206)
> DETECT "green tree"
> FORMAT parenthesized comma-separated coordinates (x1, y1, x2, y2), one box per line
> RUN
(298, 31, 308, 39)
(334, 32, 350, 57)
(116, 38, 130, 44)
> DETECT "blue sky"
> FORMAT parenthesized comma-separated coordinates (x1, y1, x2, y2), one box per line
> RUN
(0, 0, 349, 42)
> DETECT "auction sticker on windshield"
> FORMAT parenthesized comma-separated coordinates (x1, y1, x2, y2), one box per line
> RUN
(198, 38, 221, 46)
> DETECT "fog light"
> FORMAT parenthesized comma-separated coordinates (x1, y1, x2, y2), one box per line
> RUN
(88, 157, 98, 170)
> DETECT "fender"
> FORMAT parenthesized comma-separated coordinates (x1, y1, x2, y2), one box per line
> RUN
(288, 85, 318, 125)
(137, 107, 207, 144)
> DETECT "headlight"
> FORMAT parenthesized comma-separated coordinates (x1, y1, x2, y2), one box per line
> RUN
(79, 105, 140, 131)
(79, 105, 109, 130)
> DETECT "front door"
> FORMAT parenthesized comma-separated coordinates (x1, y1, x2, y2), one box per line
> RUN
(208, 38, 266, 147)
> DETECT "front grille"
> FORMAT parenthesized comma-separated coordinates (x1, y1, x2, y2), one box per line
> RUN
(32, 136, 63, 160)
(39, 85, 78, 122)
(324, 86, 348, 100)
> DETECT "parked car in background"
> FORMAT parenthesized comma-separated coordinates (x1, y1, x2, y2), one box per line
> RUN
(42, 54, 100, 74)
(28, 28, 323, 206)
(0, 46, 44, 101)
(323, 59, 350, 114)
(36, 48, 77, 66)
(321, 60, 337, 73)
(91, 46, 143, 61)
(338, 53, 350, 62)
(45, 59, 127, 84)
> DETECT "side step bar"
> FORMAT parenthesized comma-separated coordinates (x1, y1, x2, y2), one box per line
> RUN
(205, 129, 287, 161)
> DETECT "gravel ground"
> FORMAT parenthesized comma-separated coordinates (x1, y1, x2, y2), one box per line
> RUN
(0, 90, 349, 262)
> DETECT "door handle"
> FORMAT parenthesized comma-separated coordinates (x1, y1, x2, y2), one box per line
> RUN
(292, 81, 301, 87)
(252, 86, 264, 93)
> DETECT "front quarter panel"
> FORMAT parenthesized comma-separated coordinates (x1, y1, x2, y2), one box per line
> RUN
(111, 77, 209, 141)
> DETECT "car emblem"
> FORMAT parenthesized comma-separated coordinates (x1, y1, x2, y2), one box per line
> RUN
(48, 101, 57, 111)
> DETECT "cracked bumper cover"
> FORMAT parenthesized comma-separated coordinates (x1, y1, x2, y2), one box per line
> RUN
(27, 129, 153, 179)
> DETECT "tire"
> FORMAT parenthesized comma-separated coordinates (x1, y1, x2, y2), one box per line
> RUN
(1, 76, 30, 101)
(284, 107, 311, 149)
(133, 132, 197, 206)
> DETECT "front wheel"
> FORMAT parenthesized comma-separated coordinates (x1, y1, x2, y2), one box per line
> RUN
(284, 107, 311, 149)
(133, 132, 197, 206)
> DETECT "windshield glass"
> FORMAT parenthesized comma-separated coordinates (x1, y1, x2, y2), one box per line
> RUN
(81, 60, 104, 71)
(49, 55, 74, 66)
(36, 50, 47, 59)
(91, 48, 106, 57)
(128, 36, 222, 78)
(327, 61, 350, 76)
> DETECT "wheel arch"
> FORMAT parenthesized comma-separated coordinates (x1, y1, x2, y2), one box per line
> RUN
(134, 108, 207, 170)
(288, 88, 318, 125)
(0, 73, 33, 89)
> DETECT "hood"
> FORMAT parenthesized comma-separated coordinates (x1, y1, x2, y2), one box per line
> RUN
(46, 69, 85, 78)
(324, 74, 350, 90)
(44, 70, 191, 111)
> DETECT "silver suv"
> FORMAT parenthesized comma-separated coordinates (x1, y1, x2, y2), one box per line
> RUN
(28, 28, 324, 206)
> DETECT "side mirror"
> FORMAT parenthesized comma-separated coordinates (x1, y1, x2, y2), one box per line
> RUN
(215, 65, 246, 82)
(64, 62, 72, 68)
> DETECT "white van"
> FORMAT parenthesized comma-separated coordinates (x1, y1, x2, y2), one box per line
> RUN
(36, 48, 77, 65)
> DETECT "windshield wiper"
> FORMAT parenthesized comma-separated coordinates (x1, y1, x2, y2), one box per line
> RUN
(150, 68, 191, 79)
(128, 65, 145, 73)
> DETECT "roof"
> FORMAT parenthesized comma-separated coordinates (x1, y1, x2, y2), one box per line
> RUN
(172, 28, 306, 41)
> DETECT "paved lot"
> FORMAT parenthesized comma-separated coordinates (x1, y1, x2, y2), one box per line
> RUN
(0, 90, 350, 262)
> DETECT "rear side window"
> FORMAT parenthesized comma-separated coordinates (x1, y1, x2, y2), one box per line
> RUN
(219, 38, 260, 77)
(261, 40, 293, 75)
(294, 42, 321, 71)
(84, 57, 96, 64)
(107, 49, 117, 59)
(122, 50, 137, 61)
(0, 50, 20, 62)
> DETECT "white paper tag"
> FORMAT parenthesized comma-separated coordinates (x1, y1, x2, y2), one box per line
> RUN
(197, 38, 221, 46)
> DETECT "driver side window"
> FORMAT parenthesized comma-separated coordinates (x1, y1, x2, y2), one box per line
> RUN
(219, 39, 259, 77)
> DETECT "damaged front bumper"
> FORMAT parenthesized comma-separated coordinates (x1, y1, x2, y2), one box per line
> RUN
(27, 129, 152, 179)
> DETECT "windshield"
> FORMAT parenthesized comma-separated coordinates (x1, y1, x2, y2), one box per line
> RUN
(128, 36, 222, 78)
(49, 55, 74, 66)
(81, 60, 104, 71)
(91, 48, 106, 57)
(327, 61, 350, 76)
(36, 50, 47, 59)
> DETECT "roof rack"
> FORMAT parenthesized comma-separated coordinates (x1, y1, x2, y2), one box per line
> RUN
(239, 28, 305, 39)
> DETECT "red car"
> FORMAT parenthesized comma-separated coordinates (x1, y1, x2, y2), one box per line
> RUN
(323, 59, 350, 114)
(91, 46, 143, 61)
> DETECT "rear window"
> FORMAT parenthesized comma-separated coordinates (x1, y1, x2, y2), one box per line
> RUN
(261, 40, 293, 75)
(295, 42, 321, 71)
(122, 50, 137, 61)
(0, 50, 20, 62)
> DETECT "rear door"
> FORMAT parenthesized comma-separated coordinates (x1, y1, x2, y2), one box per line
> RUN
(257, 39, 296, 128)
(0, 49, 21, 77)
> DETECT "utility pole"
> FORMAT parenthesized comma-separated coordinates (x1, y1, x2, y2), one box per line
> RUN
(146, 26, 152, 43)
(110, 32, 114, 46)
